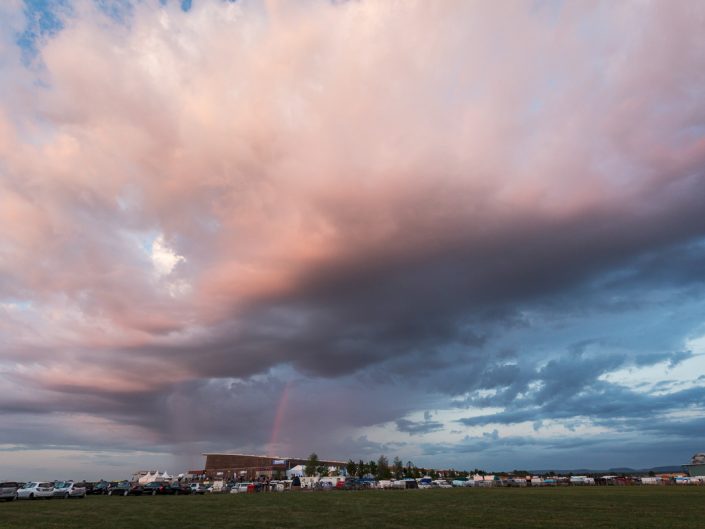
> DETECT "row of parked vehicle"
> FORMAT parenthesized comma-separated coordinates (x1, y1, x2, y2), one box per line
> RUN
(1, 481, 88, 501)
(212, 477, 456, 492)
(0, 480, 214, 501)
(94, 481, 207, 496)
(0, 476, 465, 502)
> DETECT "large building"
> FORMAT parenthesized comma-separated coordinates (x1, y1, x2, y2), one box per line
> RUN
(684, 453, 705, 477)
(203, 453, 346, 480)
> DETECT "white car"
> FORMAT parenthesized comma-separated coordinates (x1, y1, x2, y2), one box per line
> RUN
(0, 482, 19, 502)
(189, 483, 208, 494)
(53, 482, 87, 498)
(433, 480, 452, 489)
(377, 480, 394, 489)
(268, 480, 287, 492)
(16, 482, 54, 500)
(230, 483, 250, 494)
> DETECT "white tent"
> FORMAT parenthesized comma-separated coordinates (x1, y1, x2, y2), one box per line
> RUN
(138, 472, 158, 484)
(286, 465, 305, 478)
(138, 471, 172, 484)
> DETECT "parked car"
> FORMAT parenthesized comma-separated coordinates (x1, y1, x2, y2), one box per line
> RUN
(359, 479, 376, 489)
(210, 483, 233, 493)
(389, 479, 418, 490)
(142, 481, 189, 495)
(433, 480, 452, 489)
(189, 483, 208, 494)
(91, 481, 111, 495)
(342, 478, 361, 490)
(53, 481, 87, 499)
(315, 480, 334, 491)
(378, 480, 394, 489)
(229, 482, 251, 494)
(107, 481, 132, 496)
(128, 484, 145, 496)
(166, 482, 192, 495)
(0, 482, 19, 502)
(16, 482, 54, 500)
(268, 480, 289, 492)
(417, 477, 433, 489)
(142, 482, 170, 495)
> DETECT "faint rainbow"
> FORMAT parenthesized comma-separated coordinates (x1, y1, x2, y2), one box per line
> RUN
(267, 380, 292, 453)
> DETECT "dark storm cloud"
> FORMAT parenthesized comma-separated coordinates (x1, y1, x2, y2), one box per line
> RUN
(131, 200, 705, 384)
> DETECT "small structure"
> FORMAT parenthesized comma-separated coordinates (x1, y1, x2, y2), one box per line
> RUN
(684, 453, 705, 477)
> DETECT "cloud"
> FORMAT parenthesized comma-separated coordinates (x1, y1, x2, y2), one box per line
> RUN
(396, 417, 445, 436)
(1, 0, 705, 476)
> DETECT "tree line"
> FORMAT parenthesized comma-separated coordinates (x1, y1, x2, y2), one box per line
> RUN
(304, 453, 488, 480)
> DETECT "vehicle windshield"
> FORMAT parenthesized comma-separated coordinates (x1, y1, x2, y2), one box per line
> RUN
(23, 482, 37, 489)
(38, 483, 53, 488)
(54, 482, 68, 488)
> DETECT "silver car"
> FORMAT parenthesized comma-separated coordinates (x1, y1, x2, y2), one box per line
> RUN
(189, 483, 208, 494)
(16, 482, 54, 500)
(53, 481, 87, 499)
(0, 482, 19, 502)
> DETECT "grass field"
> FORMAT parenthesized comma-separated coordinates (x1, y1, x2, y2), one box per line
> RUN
(1, 487, 703, 529)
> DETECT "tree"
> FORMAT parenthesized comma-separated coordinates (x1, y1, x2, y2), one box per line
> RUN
(393, 456, 403, 478)
(305, 453, 319, 477)
(368, 460, 378, 478)
(377, 455, 391, 480)
(404, 461, 416, 478)
(346, 459, 358, 477)
(357, 460, 366, 478)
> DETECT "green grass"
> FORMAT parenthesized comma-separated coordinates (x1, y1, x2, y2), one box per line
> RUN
(1, 487, 703, 529)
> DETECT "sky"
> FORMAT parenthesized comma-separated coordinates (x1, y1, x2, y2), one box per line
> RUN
(1, 0, 705, 480)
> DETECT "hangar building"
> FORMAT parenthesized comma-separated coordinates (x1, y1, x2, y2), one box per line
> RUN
(203, 453, 346, 480)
